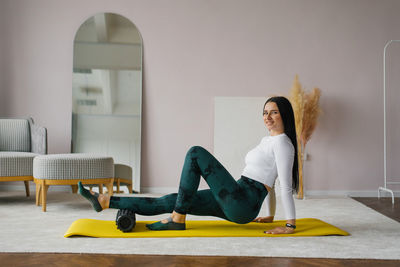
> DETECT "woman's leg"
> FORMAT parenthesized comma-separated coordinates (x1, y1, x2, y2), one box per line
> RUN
(173, 146, 238, 215)
(78, 182, 227, 219)
(79, 145, 266, 228)
(109, 194, 177, 215)
(109, 189, 227, 219)
(173, 146, 267, 224)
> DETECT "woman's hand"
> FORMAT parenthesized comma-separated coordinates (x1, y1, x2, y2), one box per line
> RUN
(253, 216, 274, 223)
(264, 226, 294, 235)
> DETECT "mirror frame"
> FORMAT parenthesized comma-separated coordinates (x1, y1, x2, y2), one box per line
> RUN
(71, 12, 143, 193)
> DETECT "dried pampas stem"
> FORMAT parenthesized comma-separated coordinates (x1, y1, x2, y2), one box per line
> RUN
(302, 87, 321, 146)
(289, 75, 305, 140)
(288, 75, 322, 199)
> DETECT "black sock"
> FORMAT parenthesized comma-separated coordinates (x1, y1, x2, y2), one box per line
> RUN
(146, 217, 186, 230)
(77, 181, 102, 212)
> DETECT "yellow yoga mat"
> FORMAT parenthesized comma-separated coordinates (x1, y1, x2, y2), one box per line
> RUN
(64, 218, 349, 238)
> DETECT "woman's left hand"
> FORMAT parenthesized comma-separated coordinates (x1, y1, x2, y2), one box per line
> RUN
(264, 226, 294, 234)
(253, 216, 274, 223)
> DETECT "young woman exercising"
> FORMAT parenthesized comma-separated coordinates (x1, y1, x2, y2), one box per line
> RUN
(79, 96, 299, 234)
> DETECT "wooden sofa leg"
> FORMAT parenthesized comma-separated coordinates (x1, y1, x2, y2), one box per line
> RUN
(35, 183, 41, 206)
(116, 178, 121, 193)
(106, 179, 114, 196)
(99, 184, 104, 194)
(71, 185, 78, 193)
(24, 181, 30, 197)
(128, 183, 133, 194)
(41, 181, 49, 212)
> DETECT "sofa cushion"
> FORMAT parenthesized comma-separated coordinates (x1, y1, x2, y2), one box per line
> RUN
(0, 119, 31, 152)
(33, 154, 114, 180)
(0, 152, 37, 177)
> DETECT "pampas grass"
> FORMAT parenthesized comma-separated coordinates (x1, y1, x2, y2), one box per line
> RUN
(289, 75, 305, 142)
(302, 87, 322, 146)
(288, 75, 322, 199)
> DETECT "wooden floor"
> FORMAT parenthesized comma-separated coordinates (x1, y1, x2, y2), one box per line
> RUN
(352, 197, 400, 222)
(1, 253, 400, 267)
(1, 197, 399, 267)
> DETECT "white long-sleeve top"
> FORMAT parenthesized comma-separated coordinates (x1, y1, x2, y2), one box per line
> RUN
(242, 133, 296, 220)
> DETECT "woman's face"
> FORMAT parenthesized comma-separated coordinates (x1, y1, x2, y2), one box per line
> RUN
(263, 101, 284, 135)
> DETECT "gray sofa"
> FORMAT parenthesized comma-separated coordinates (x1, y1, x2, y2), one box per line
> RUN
(0, 118, 47, 196)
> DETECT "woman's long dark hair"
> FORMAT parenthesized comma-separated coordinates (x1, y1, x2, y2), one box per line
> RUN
(264, 96, 299, 193)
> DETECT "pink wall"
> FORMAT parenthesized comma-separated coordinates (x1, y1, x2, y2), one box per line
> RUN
(1, 0, 400, 193)
(0, 3, 5, 114)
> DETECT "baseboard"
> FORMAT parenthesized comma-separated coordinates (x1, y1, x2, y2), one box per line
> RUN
(138, 188, 400, 197)
(0, 182, 128, 193)
(1, 183, 400, 197)
(305, 190, 400, 198)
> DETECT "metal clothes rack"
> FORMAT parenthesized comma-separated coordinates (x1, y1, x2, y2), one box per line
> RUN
(378, 40, 400, 204)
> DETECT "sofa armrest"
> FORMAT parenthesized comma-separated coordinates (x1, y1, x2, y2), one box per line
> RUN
(29, 119, 48, 154)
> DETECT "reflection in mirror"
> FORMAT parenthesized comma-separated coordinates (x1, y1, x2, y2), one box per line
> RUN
(72, 13, 142, 192)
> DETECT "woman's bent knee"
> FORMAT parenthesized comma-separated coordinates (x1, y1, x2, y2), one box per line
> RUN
(188, 146, 205, 154)
(186, 146, 210, 158)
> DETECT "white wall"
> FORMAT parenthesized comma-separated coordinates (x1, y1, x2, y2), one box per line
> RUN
(214, 97, 270, 179)
(386, 42, 400, 188)
(1, 0, 400, 195)
(0, 1, 6, 115)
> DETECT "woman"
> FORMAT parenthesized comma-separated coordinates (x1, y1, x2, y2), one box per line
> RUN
(78, 96, 299, 234)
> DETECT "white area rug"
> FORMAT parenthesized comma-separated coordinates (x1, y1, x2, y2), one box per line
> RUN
(0, 190, 399, 259)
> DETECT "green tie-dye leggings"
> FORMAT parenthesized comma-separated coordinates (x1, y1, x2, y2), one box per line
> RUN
(110, 146, 268, 224)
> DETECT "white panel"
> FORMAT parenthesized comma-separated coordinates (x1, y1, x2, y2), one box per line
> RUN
(72, 114, 141, 191)
(75, 138, 107, 154)
(214, 97, 270, 179)
(131, 141, 140, 189)
(108, 139, 131, 165)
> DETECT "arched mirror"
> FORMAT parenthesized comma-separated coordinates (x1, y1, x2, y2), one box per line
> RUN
(72, 13, 142, 193)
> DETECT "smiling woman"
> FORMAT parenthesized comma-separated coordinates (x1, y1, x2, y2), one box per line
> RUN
(78, 96, 300, 235)
(263, 102, 284, 136)
(72, 13, 143, 192)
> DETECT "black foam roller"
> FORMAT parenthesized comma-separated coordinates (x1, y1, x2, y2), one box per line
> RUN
(116, 209, 136, 232)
